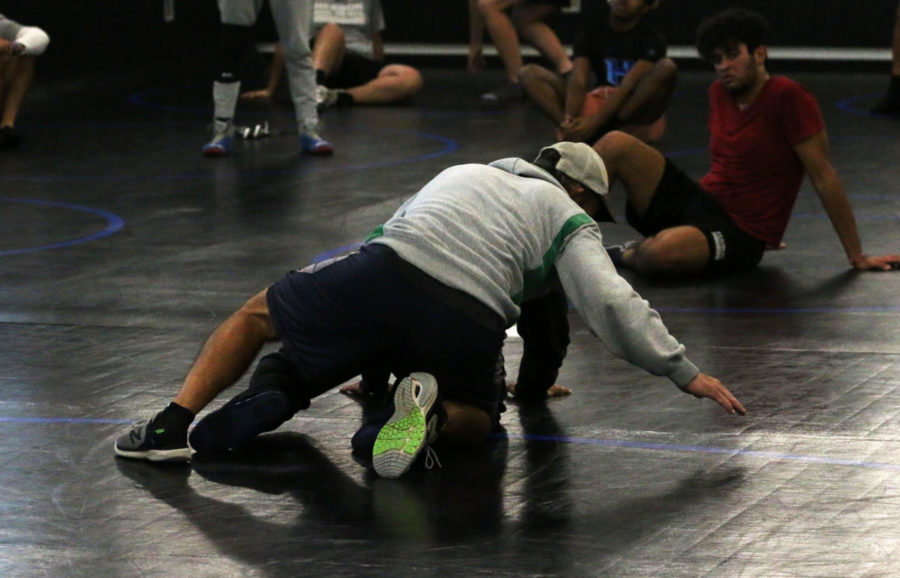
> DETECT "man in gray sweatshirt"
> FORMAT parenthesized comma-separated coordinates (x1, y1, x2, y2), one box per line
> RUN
(115, 142, 745, 479)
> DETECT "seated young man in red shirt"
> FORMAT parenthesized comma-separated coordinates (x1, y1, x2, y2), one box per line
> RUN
(594, 7, 900, 276)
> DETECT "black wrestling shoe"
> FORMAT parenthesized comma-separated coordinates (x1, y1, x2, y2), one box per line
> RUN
(604, 240, 639, 267)
(115, 418, 191, 462)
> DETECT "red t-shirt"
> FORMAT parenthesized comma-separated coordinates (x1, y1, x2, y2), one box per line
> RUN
(699, 76, 825, 246)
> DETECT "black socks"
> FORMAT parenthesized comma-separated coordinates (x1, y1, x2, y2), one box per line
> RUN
(152, 401, 195, 435)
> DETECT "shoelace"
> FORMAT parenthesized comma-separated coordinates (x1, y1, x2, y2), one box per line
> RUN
(423, 446, 442, 471)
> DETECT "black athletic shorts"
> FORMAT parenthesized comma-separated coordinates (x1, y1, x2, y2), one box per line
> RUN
(266, 243, 508, 426)
(625, 159, 766, 274)
(323, 52, 384, 89)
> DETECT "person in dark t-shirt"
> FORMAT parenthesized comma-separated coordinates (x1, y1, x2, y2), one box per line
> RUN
(520, 0, 676, 144)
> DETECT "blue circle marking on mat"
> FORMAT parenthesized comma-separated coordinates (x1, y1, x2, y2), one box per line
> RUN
(0, 198, 125, 256)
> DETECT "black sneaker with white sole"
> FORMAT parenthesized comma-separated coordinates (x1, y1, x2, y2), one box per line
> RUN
(115, 419, 191, 462)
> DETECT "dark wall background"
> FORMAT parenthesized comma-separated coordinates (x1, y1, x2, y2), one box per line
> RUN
(4, 0, 897, 76)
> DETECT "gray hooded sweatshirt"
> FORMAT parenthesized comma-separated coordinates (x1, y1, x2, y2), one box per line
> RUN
(368, 157, 699, 389)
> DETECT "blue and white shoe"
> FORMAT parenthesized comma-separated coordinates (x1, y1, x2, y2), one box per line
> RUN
(202, 131, 234, 157)
(300, 131, 334, 156)
(369, 372, 444, 479)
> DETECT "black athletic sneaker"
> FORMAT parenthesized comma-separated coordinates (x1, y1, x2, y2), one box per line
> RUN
(188, 389, 296, 454)
(114, 418, 191, 462)
(604, 240, 640, 268)
(369, 372, 445, 479)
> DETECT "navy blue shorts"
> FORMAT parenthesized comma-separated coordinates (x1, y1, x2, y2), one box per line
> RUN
(266, 244, 508, 423)
(625, 159, 766, 274)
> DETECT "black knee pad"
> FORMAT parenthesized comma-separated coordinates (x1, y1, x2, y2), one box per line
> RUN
(215, 24, 255, 82)
(249, 350, 311, 410)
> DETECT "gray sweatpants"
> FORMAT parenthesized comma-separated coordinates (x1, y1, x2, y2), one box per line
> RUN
(216, 0, 319, 132)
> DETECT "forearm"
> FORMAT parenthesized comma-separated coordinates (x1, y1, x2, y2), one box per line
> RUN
(556, 233, 699, 388)
(812, 169, 864, 262)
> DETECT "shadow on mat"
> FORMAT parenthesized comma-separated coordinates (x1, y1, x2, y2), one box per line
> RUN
(116, 429, 509, 551)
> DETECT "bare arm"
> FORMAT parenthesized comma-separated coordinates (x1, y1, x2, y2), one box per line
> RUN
(796, 130, 900, 270)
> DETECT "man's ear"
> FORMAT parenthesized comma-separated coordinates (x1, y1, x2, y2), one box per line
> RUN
(753, 45, 768, 65)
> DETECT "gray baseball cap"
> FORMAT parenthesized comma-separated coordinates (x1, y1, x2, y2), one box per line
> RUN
(535, 142, 613, 222)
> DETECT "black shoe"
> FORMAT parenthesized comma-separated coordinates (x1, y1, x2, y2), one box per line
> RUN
(114, 418, 191, 462)
(604, 240, 639, 268)
(0, 126, 23, 148)
(188, 389, 296, 454)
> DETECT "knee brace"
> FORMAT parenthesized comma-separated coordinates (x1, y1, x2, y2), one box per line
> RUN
(215, 24, 255, 82)
(249, 350, 311, 410)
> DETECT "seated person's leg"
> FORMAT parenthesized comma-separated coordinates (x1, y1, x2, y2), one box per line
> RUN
(478, 0, 525, 84)
(346, 64, 423, 105)
(629, 225, 709, 275)
(518, 63, 567, 125)
(593, 130, 667, 216)
(617, 58, 678, 124)
(312, 22, 346, 80)
(0, 56, 36, 147)
(319, 53, 418, 107)
(603, 144, 766, 277)
(614, 58, 678, 142)
(512, 2, 572, 75)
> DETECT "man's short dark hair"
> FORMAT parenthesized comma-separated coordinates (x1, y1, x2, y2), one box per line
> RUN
(695, 8, 769, 61)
